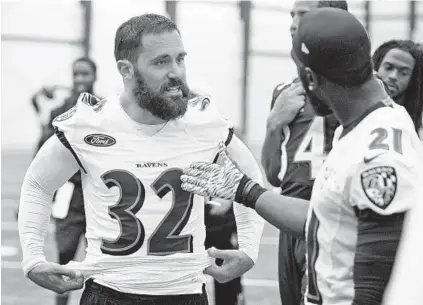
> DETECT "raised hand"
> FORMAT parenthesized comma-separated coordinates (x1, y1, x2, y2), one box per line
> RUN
(181, 143, 243, 200)
(267, 82, 306, 128)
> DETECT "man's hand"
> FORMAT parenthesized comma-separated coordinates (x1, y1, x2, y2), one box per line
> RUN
(28, 262, 84, 294)
(267, 82, 305, 129)
(205, 248, 254, 283)
(181, 144, 243, 201)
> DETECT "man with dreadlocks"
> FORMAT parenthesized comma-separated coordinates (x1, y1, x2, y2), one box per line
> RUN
(372, 39, 423, 138)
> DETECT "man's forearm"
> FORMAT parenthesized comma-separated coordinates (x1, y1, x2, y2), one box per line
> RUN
(266, 106, 294, 130)
(233, 203, 264, 263)
(261, 124, 284, 187)
(19, 136, 80, 275)
(19, 172, 54, 276)
(255, 191, 309, 238)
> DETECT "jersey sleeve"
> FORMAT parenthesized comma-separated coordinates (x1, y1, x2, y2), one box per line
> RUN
(19, 135, 81, 276)
(227, 135, 264, 263)
(186, 94, 235, 145)
(51, 92, 100, 173)
(345, 150, 418, 215)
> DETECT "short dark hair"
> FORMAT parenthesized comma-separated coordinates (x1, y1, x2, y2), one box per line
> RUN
(317, 1, 348, 11)
(114, 13, 180, 63)
(372, 39, 423, 131)
(73, 57, 97, 74)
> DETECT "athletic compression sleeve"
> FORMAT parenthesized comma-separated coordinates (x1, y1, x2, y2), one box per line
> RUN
(19, 135, 80, 276)
(225, 136, 264, 263)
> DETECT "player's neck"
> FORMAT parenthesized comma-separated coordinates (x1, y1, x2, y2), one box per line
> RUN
(330, 77, 389, 127)
(120, 92, 167, 125)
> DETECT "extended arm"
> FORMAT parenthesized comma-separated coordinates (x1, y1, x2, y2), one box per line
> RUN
(182, 144, 309, 239)
(225, 136, 265, 263)
(19, 135, 80, 276)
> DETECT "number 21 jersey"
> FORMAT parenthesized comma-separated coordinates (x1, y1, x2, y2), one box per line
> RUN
(52, 93, 232, 295)
(305, 102, 423, 305)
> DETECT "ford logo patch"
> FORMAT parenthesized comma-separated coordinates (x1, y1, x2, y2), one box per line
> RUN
(84, 134, 116, 147)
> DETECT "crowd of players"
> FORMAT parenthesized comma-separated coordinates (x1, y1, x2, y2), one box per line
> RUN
(16, 1, 422, 305)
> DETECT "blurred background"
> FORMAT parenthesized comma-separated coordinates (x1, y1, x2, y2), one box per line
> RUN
(1, 1, 422, 304)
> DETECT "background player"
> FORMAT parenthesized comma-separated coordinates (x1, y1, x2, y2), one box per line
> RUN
(18, 14, 264, 305)
(261, 1, 347, 304)
(26, 57, 99, 305)
(181, 8, 423, 305)
(373, 39, 423, 136)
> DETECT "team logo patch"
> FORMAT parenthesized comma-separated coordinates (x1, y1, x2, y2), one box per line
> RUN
(360, 166, 397, 209)
(53, 106, 77, 122)
(84, 134, 116, 147)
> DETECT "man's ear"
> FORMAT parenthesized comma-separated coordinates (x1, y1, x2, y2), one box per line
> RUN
(305, 67, 319, 91)
(117, 59, 135, 81)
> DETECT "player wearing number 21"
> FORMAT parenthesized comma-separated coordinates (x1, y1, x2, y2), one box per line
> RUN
(261, 2, 347, 304)
(18, 14, 264, 305)
(181, 9, 423, 305)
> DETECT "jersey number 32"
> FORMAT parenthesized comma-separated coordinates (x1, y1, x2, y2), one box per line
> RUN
(100, 168, 193, 256)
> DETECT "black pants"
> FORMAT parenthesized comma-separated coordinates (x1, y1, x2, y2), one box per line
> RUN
(205, 224, 243, 305)
(80, 279, 209, 305)
(278, 182, 311, 305)
(278, 231, 306, 305)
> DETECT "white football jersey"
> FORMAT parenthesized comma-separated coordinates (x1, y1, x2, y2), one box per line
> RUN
(52, 93, 232, 295)
(304, 101, 423, 305)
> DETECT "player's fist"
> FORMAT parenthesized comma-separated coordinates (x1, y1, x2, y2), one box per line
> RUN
(28, 262, 84, 294)
(205, 247, 254, 283)
(267, 82, 306, 128)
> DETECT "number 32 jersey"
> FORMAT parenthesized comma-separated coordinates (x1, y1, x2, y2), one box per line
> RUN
(52, 93, 232, 295)
(304, 102, 423, 305)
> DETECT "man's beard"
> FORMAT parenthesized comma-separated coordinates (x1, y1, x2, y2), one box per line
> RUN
(298, 68, 333, 116)
(132, 69, 190, 121)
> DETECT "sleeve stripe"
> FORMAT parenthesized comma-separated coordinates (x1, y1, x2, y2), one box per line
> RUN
(224, 127, 234, 146)
(54, 127, 87, 174)
(212, 127, 234, 164)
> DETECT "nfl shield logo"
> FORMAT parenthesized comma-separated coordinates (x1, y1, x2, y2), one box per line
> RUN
(360, 166, 397, 209)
